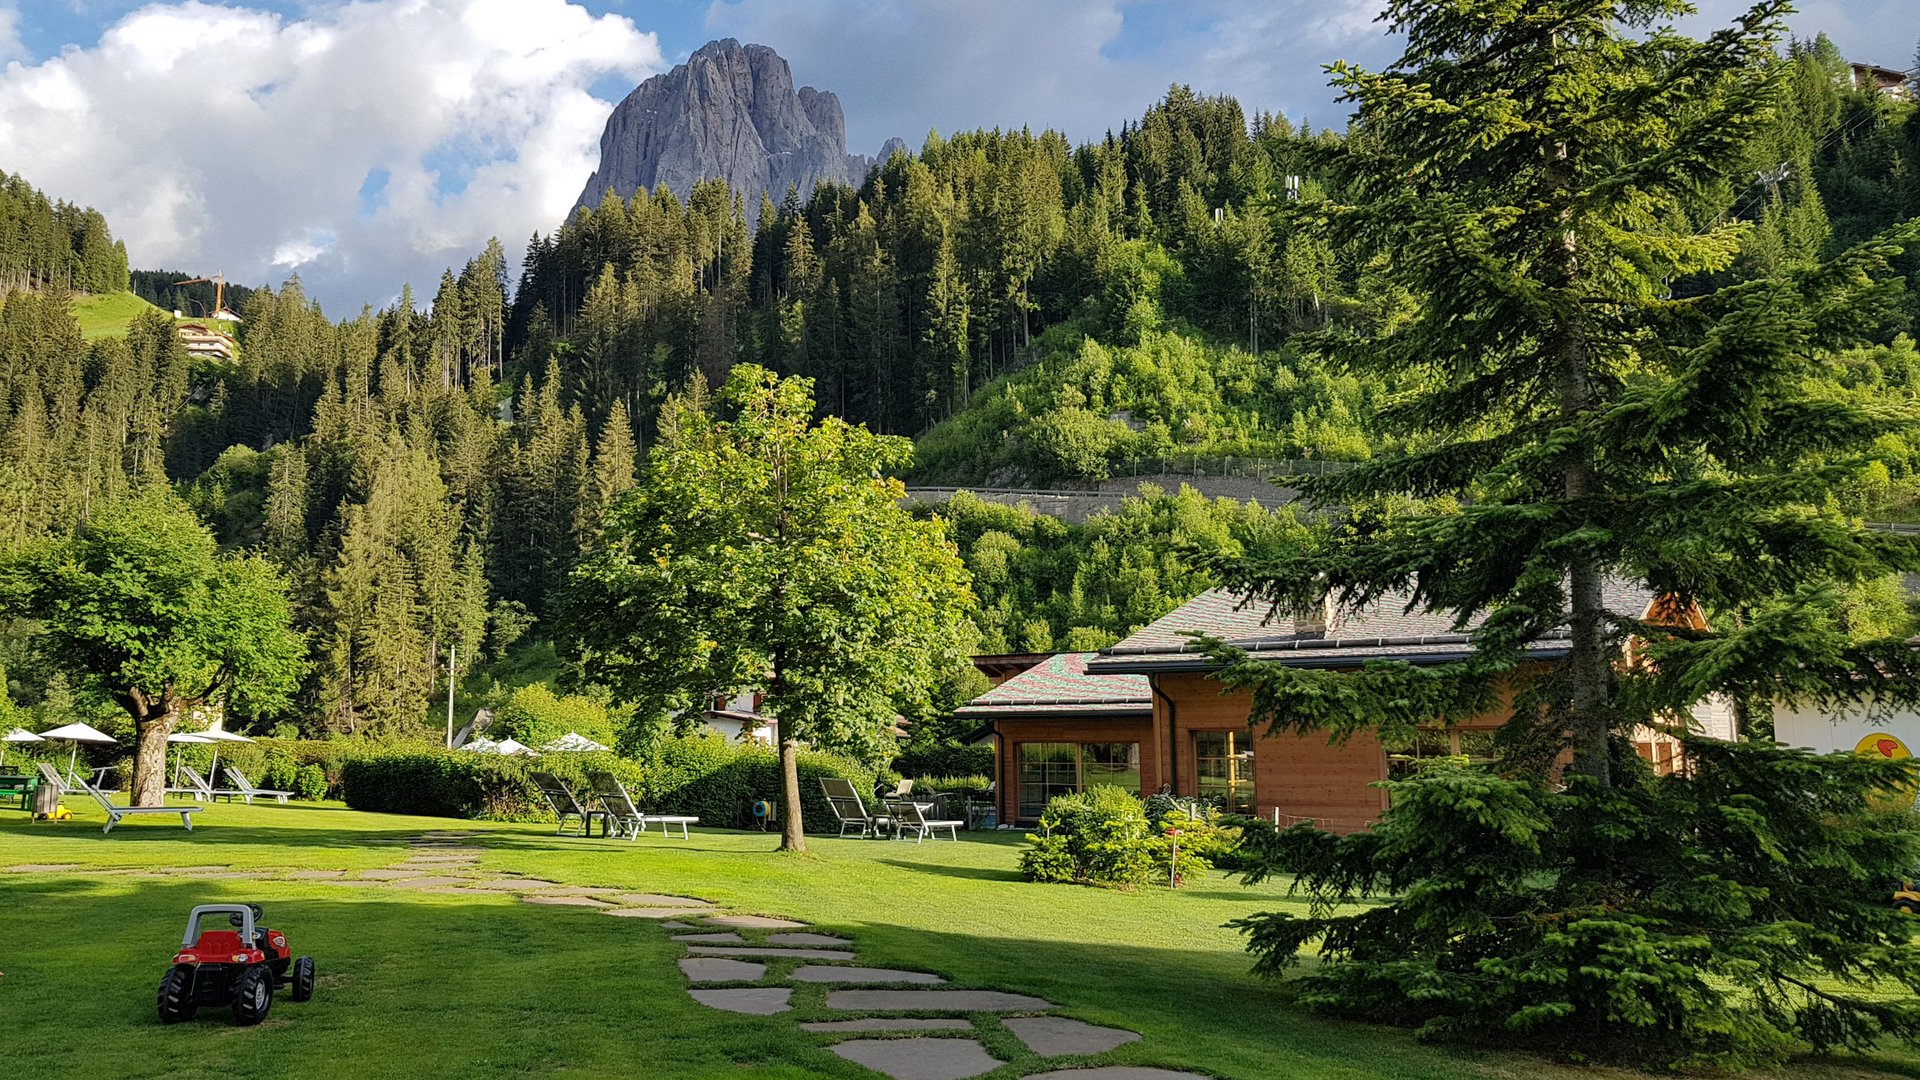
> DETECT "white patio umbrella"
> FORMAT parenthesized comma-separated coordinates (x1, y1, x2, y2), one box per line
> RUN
(540, 732, 607, 753)
(195, 726, 253, 784)
(38, 721, 118, 784)
(167, 731, 214, 786)
(494, 738, 534, 756)
(2, 727, 45, 769)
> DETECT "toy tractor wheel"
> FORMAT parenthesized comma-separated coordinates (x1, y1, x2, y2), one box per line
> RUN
(290, 956, 315, 1002)
(1898, 900, 1919, 915)
(231, 964, 274, 1026)
(157, 965, 197, 1024)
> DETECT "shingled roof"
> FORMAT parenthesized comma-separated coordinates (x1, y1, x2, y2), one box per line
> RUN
(954, 652, 1152, 719)
(1086, 580, 1660, 674)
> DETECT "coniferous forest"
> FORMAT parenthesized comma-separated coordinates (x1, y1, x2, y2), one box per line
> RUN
(2, 37, 1920, 747)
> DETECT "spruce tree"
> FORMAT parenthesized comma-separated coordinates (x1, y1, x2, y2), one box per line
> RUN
(1205, 0, 1920, 1064)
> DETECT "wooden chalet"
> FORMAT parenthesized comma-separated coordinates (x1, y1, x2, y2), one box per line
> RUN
(962, 582, 1731, 829)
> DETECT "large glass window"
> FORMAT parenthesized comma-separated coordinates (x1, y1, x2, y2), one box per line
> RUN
(1193, 730, 1255, 814)
(1386, 727, 1498, 782)
(1016, 742, 1143, 818)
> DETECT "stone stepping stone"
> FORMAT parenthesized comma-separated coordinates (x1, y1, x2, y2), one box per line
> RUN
(678, 957, 766, 982)
(426, 887, 506, 897)
(687, 987, 791, 1015)
(521, 894, 613, 908)
(672, 932, 746, 944)
(614, 892, 711, 907)
(830, 1038, 999, 1080)
(701, 915, 806, 929)
(525, 884, 629, 896)
(1004, 1017, 1141, 1057)
(356, 868, 428, 880)
(661, 920, 696, 929)
(383, 876, 470, 889)
(285, 869, 346, 880)
(462, 878, 561, 891)
(1022, 1071, 1210, 1080)
(826, 990, 1053, 1013)
(686, 946, 855, 961)
(767, 932, 852, 946)
(1029, 1060, 1205, 1068)
(602, 907, 718, 919)
(801, 1018, 974, 1034)
(4, 864, 81, 873)
(791, 965, 944, 985)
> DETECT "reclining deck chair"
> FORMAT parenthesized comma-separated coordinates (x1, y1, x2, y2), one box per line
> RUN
(820, 777, 891, 838)
(221, 766, 292, 805)
(587, 771, 699, 840)
(171, 764, 245, 803)
(531, 770, 602, 837)
(42, 764, 200, 833)
(887, 799, 963, 843)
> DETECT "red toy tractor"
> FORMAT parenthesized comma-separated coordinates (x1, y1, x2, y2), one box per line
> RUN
(158, 903, 314, 1025)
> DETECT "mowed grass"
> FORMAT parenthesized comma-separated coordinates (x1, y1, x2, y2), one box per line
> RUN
(3, 801, 1917, 1080)
(71, 290, 168, 339)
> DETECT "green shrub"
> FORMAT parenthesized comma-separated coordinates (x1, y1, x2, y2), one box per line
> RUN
(1021, 785, 1200, 888)
(894, 743, 993, 779)
(908, 774, 991, 796)
(292, 763, 328, 801)
(335, 734, 872, 828)
(1159, 803, 1245, 870)
(488, 684, 613, 751)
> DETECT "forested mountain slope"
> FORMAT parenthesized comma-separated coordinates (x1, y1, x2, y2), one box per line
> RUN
(1, 37, 1918, 743)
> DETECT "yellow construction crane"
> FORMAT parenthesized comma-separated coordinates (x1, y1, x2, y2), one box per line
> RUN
(173, 273, 240, 322)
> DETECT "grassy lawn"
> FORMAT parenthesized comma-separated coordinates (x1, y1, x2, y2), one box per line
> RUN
(71, 291, 168, 339)
(3, 800, 1916, 1080)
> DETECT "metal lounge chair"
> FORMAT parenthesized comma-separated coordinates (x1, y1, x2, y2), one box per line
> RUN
(221, 766, 292, 805)
(531, 771, 602, 837)
(41, 764, 200, 833)
(173, 765, 246, 803)
(587, 770, 699, 840)
(887, 799, 962, 843)
(820, 777, 891, 838)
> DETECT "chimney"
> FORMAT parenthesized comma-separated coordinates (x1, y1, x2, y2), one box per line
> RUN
(1294, 593, 1339, 638)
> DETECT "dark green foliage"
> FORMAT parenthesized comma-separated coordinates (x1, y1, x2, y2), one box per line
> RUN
(891, 742, 993, 780)
(337, 734, 871, 827)
(0, 171, 127, 295)
(930, 486, 1305, 651)
(129, 268, 260, 319)
(1200, 0, 1920, 1066)
(1020, 785, 1205, 888)
(1236, 746, 1920, 1067)
(340, 749, 550, 820)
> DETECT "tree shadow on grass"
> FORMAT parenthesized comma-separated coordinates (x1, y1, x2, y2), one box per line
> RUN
(875, 857, 1025, 883)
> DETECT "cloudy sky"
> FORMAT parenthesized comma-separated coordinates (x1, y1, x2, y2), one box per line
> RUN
(3, 1, 1914, 315)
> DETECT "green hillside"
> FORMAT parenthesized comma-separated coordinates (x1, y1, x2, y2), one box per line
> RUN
(70, 290, 168, 340)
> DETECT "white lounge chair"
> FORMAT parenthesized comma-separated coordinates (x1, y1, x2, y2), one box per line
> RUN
(821, 777, 891, 838)
(887, 800, 962, 843)
(588, 770, 699, 840)
(41, 764, 200, 833)
(222, 766, 292, 805)
(172, 764, 245, 803)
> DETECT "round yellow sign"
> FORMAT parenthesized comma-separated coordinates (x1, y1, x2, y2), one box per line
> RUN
(1855, 732, 1917, 809)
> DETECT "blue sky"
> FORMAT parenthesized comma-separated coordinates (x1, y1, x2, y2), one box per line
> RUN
(3, 1, 1914, 314)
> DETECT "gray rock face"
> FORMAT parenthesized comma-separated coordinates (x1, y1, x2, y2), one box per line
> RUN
(576, 39, 900, 222)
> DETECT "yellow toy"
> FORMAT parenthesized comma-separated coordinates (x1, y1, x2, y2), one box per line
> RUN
(1897, 881, 1919, 915)
(35, 804, 74, 821)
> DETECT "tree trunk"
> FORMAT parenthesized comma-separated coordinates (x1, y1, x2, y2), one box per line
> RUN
(131, 700, 180, 807)
(778, 734, 806, 852)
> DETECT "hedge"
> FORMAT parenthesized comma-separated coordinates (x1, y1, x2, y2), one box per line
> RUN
(338, 733, 876, 829)
(893, 743, 993, 779)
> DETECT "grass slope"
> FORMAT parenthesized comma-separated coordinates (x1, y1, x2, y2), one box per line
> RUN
(71, 291, 168, 340)
(3, 801, 1915, 1079)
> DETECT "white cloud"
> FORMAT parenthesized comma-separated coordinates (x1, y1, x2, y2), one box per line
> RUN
(0, 0, 663, 313)
(0, 3, 21, 65)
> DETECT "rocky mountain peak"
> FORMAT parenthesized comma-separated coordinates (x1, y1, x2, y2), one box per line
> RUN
(575, 39, 901, 223)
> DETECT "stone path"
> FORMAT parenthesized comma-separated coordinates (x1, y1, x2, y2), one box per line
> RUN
(671, 910, 1207, 1080)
